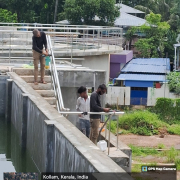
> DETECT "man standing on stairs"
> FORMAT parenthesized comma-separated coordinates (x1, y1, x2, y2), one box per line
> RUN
(32, 29, 48, 85)
(90, 84, 110, 145)
(76, 86, 90, 138)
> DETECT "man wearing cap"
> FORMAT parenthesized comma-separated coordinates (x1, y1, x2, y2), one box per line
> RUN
(32, 29, 48, 85)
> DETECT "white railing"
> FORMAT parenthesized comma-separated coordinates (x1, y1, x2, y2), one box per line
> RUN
(47, 35, 69, 111)
(0, 24, 123, 63)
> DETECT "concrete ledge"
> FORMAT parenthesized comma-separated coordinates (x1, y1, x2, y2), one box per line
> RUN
(101, 130, 132, 172)
(7, 72, 133, 179)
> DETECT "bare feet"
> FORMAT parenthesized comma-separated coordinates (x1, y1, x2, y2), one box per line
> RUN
(40, 80, 47, 84)
(34, 82, 38, 85)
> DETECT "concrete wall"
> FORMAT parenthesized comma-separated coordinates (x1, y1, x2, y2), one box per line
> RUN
(82, 54, 110, 84)
(147, 84, 180, 106)
(107, 85, 180, 107)
(58, 70, 106, 126)
(106, 86, 130, 105)
(7, 72, 132, 179)
(0, 76, 9, 116)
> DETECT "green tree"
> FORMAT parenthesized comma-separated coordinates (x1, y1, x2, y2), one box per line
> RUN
(135, 38, 155, 58)
(64, 0, 119, 25)
(135, 13, 170, 58)
(125, 26, 137, 50)
(167, 72, 180, 94)
(98, 0, 119, 25)
(0, 8, 17, 22)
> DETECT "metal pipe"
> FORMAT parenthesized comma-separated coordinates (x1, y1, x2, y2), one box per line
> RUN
(174, 46, 176, 71)
(59, 111, 124, 115)
(117, 116, 119, 150)
(108, 119, 111, 156)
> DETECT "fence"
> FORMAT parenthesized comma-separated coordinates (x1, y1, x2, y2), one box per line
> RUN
(0, 23, 123, 63)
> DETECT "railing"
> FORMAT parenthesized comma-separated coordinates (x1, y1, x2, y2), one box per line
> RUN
(60, 111, 124, 155)
(0, 24, 123, 64)
(47, 34, 69, 112)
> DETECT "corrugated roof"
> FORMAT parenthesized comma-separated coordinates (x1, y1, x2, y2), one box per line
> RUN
(116, 3, 145, 14)
(116, 74, 168, 82)
(121, 58, 170, 73)
(114, 12, 146, 27)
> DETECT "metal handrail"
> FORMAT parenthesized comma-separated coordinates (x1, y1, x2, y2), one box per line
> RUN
(47, 35, 69, 111)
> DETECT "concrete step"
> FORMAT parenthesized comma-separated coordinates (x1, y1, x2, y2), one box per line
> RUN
(12, 68, 50, 76)
(28, 83, 51, 90)
(44, 97, 56, 105)
(36, 90, 55, 97)
(101, 130, 132, 173)
(51, 105, 57, 110)
(20, 76, 51, 83)
(105, 147, 129, 172)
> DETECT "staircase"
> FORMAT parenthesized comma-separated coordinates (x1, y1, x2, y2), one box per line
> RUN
(12, 68, 57, 110)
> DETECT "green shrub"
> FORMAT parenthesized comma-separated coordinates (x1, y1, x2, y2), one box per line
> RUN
(167, 124, 180, 135)
(118, 110, 168, 136)
(152, 98, 180, 123)
(157, 143, 166, 149)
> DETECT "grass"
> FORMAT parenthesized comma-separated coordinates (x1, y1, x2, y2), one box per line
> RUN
(129, 144, 159, 156)
(130, 145, 180, 171)
(157, 143, 166, 149)
(108, 110, 180, 136)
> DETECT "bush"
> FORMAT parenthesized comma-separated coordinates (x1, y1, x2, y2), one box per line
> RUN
(152, 98, 180, 123)
(168, 124, 180, 135)
(118, 110, 168, 136)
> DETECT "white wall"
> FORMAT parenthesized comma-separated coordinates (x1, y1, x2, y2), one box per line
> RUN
(147, 84, 180, 106)
(106, 86, 130, 105)
(82, 54, 110, 85)
(107, 85, 180, 107)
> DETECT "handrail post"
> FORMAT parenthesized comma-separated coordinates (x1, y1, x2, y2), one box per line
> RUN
(116, 115, 119, 150)
(108, 118, 111, 156)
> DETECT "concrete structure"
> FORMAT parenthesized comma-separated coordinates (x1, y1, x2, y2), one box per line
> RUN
(107, 58, 171, 106)
(110, 51, 133, 79)
(0, 76, 9, 116)
(0, 24, 124, 84)
(2, 71, 132, 179)
(106, 85, 180, 106)
(12, 67, 106, 126)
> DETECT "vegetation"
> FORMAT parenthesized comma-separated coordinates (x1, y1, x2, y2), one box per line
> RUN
(109, 108, 180, 136)
(0, 8, 17, 22)
(130, 145, 180, 172)
(63, 0, 119, 25)
(135, 13, 170, 58)
(167, 72, 180, 95)
(152, 97, 180, 123)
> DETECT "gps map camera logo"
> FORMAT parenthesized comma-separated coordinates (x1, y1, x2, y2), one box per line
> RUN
(142, 166, 148, 172)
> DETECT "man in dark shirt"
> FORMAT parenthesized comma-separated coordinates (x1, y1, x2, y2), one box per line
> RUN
(32, 29, 48, 85)
(90, 84, 110, 145)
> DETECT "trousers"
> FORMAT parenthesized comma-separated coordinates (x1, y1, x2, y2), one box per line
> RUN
(32, 50, 45, 82)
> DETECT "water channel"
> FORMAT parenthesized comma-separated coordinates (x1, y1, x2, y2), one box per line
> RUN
(0, 117, 40, 179)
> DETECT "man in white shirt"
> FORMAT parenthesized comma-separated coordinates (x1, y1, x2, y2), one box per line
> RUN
(76, 86, 90, 138)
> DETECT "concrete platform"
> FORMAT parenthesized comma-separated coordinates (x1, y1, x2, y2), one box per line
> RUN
(36, 90, 55, 97)
(12, 68, 50, 76)
(44, 97, 56, 105)
(20, 76, 51, 83)
(28, 83, 51, 90)
(105, 147, 129, 172)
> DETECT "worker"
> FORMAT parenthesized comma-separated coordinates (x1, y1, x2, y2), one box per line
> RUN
(90, 84, 110, 145)
(32, 29, 48, 85)
(76, 86, 90, 137)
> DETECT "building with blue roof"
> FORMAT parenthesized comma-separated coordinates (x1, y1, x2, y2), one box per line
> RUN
(110, 58, 170, 106)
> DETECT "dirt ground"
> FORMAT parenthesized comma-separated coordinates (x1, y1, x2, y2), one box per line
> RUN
(118, 134, 180, 149)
